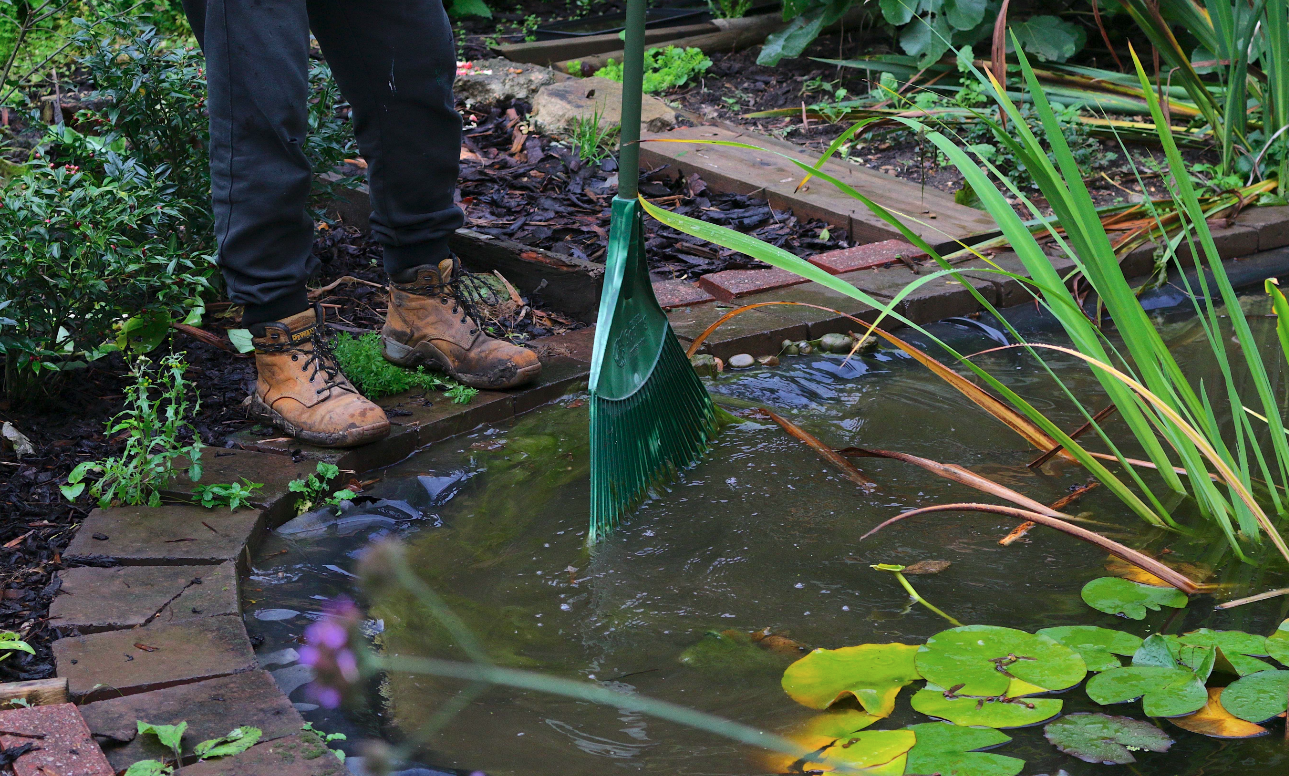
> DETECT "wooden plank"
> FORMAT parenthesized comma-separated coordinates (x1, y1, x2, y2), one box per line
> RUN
(449, 229, 603, 323)
(555, 14, 787, 73)
(0, 678, 69, 709)
(638, 125, 998, 251)
(496, 22, 718, 66)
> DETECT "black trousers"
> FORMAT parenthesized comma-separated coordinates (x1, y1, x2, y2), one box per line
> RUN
(181, 0, 464, 325)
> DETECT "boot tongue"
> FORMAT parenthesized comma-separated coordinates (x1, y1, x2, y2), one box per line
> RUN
(436, 258, 455, 284)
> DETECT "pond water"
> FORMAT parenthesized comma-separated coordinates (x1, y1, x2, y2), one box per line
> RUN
(246, 290, 1289, 776)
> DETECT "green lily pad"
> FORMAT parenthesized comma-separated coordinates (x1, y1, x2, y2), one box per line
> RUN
(1266, 619, 1289, 667)
(781, 643, 921, 715)
(910, 687, 1062, 728)
(1036, 626, 1144, 672)
(904, 722, 1023, 776)
(1219, 670, 1289, 723)
(1169, 629, 1272, 676)
(1085, 636, 1209, 717)
(811, 729, 917, 771)
(1044, 713, 1173, 764)
(915, 625, 1087, 697)
(1081, 577, 1188, 620)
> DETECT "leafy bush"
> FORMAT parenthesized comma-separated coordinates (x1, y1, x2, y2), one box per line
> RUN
(596, 46, 711, 94)
(332, 332, 477, 403)
(304, 59, 360, 216)
(62, 354, 203, 508)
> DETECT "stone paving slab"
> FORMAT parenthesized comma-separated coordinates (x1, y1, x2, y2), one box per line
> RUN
(743, 280, 886, 340)
(512, 354, 591, 416)
(80, 671, 304, 771)
(55, 614, 256, 701)
(1237, 205, 1289, 251)
(163, 449, 318, 527)
(1176, 222, 1259, 266)
(181, 733, 347, 776)
(668, 302, 809, 361)
(0, 703, 114, 776)
(50, 563, 238, 635)
(653, 279, 715, 309)
(808, 239, 926, 274)
(842, 264, 998, 324)
(529, 326, 596, 363)
(64, 505, 261, 567)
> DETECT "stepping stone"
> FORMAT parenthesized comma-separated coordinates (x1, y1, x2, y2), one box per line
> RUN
(163, 449, 318, 526)
(652, 279, 715, 309)
(808, 239, 926, 274)
(455, 58, 556, 105)
(0, 703, 114, 776)
(181, 733, 346, 775)
(639, 125, 997, 250)
(511, 353, 592, 416)
(63, 505, 261, 567)
(79, 671, 304, 772)
(697, 267, 810, 301)
(54, 614, 256, 702)
(50, 563, 239, 635)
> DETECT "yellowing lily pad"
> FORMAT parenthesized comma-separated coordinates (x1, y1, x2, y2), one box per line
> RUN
(781, 643, 921, 716)
(1169, 629, 1272, 677)
(795, 710, 881, 738)
(904, 722, 1023, 776)
(1220, 670, 1289, 723)
(910, 687, 1062, 728)
(915, 625, 1086, 697)
(1044, 713, 1173, 764)
(1170, 687, 1270, 738)
(772, 729, 917, 773)
(1081, 577, 1188, 620)
(1036, 626, 1144, 673)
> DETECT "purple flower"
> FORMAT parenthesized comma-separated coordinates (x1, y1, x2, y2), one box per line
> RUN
(299, 596, 363, 708)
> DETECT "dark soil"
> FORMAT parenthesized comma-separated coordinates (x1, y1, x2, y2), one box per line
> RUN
(457, 99, 851, 279)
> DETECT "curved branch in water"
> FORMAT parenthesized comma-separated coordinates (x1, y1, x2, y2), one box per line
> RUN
(859, 502, 1199, 594)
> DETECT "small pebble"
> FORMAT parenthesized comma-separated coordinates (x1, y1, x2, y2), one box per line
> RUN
(757, 355, 780, 367)
(690, 353, 719, 377)
(92, 533, 109, 541)
(728, 353, 755, 369)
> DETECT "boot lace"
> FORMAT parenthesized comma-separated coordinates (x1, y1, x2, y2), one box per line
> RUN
(399, 256, 490, 335)
(259, 312, 355, 397)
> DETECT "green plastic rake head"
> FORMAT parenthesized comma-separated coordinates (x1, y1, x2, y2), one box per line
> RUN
(587, 0, 716, 543)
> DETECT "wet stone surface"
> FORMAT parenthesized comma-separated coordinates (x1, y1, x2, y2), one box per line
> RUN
(80, 671, 304, 772)
(162, 449, 318, 523)
(50, 563, 238, 635)
(180, 733, 348, 776)
(63, 505, 261, 567)
(54, 614, 256, 701)
(0, 703, 113, 776)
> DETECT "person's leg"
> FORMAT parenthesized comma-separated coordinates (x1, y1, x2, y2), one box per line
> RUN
(183, 0, 316, 326)
(308, 0, 540, 390)
(307, 0, 463, 272)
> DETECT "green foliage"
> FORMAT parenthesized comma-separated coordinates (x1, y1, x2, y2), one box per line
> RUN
(332, 332, 477, 403)
(0, 631, 34, 662)
(1220, 670, 1289, 723)
(596, 46, 711, 93)
(301, 721, 347, 762)
(303, 59, 360, 217)
(567, 104, 619, 163)
(288, 461, 356, 515)
(128, 720, 264, 775)
(448, 0, 491, 18)
(138, 720, 187, 763)
(1081, 577, 1189, 620)
(1036, 626, 1143, 672)
(191, 479, 264, 511)
(905, 722, 1021, 776)
(1085, 635, 1211, 718)
(916, 625, 1087, 696)
(707, 0, 752, 19)
(1043, 713, 1173, 764)
(61, 354, 202, 508)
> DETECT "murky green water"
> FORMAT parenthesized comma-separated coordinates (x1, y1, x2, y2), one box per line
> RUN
(247, 292, 1289, 776)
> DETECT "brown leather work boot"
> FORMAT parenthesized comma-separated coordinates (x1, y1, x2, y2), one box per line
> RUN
(246, 307, 390, 448)
(382, 258, 541, 390)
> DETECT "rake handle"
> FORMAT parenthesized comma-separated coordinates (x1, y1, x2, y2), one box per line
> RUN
(616, 0, 646, 200)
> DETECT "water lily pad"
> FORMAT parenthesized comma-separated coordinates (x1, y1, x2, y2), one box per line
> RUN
(915, 625, 1087, 697)
(782, 643, 921, 716)
(1104, 556, 1211, 587)
(679, 630, 793, 674)
(1044, 713, 1173, 764)
(788, 729, 917, 773)
(904, 722, 1023, 776)
(1036, 626, 1143, 673)
(1169, 629, 1272, 676)
(1085, 665, 1207, 717)
(1170, 687, 1270, 738)
(1219, 670, 1289, 723)
(1266, 619, 1289, 667)
(911, 687, 1062, 728)
(1081, 577, 1188, 620)
(796, 710, 881, 738)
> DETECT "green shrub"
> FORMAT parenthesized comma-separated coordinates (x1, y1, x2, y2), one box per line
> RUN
(332, 332, 477, 403)
(596, 46, 711, 94)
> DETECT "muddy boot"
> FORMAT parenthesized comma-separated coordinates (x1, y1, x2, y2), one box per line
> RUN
(246, 307, 390, 447)
(382, 258, 541, 390)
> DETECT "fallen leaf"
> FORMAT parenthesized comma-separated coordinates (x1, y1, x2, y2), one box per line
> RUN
(1170, 687, 1269, 738)
(1, 422, 34, 458)
(133, 643, 159, 652)
(902, 559, 950, 575)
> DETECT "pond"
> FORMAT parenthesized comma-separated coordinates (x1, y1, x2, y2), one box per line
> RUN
(245, 289, 1289, 776)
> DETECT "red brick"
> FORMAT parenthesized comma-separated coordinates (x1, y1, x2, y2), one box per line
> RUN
(652, 279, 715, 309)
(0, 703, 113, 776)
(696, 267, 809, 301)
(807, 239, 926, 274)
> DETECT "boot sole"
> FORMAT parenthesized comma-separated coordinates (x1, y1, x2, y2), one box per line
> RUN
(381, 337, 541, 391)
(244, 395, 390, 448)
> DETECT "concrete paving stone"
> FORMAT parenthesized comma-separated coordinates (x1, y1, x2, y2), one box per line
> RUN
(80, 671, 304, 772)
(1237, 205, 1289, 251)
(1176, 222, 1258, 266)
(808, 239, 926, 274)
(1118, 240, 1160, 279)
(54, 614, 256, 702)
(735, 278, 886, 339)
(529, 326, 596, 363)
(50, 563, 238, 635)
(163, 449, 318, 528)
(841, 264, 996, 324)
(181, 733, 346, 776)
(340, 389, 516, 474)
(512, 355, 590, 416)
(0, 703, 114, 776)
(667, 302, 809, 361)
(696, 267, 810, 301)
(958, 251, 1080, 307)
(64, 505, 261, 567)
(652, 279, 715, 309)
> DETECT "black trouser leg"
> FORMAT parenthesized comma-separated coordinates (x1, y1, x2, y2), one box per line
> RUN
(181, 0, 464, 327)
(308, 0, 464, 275)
